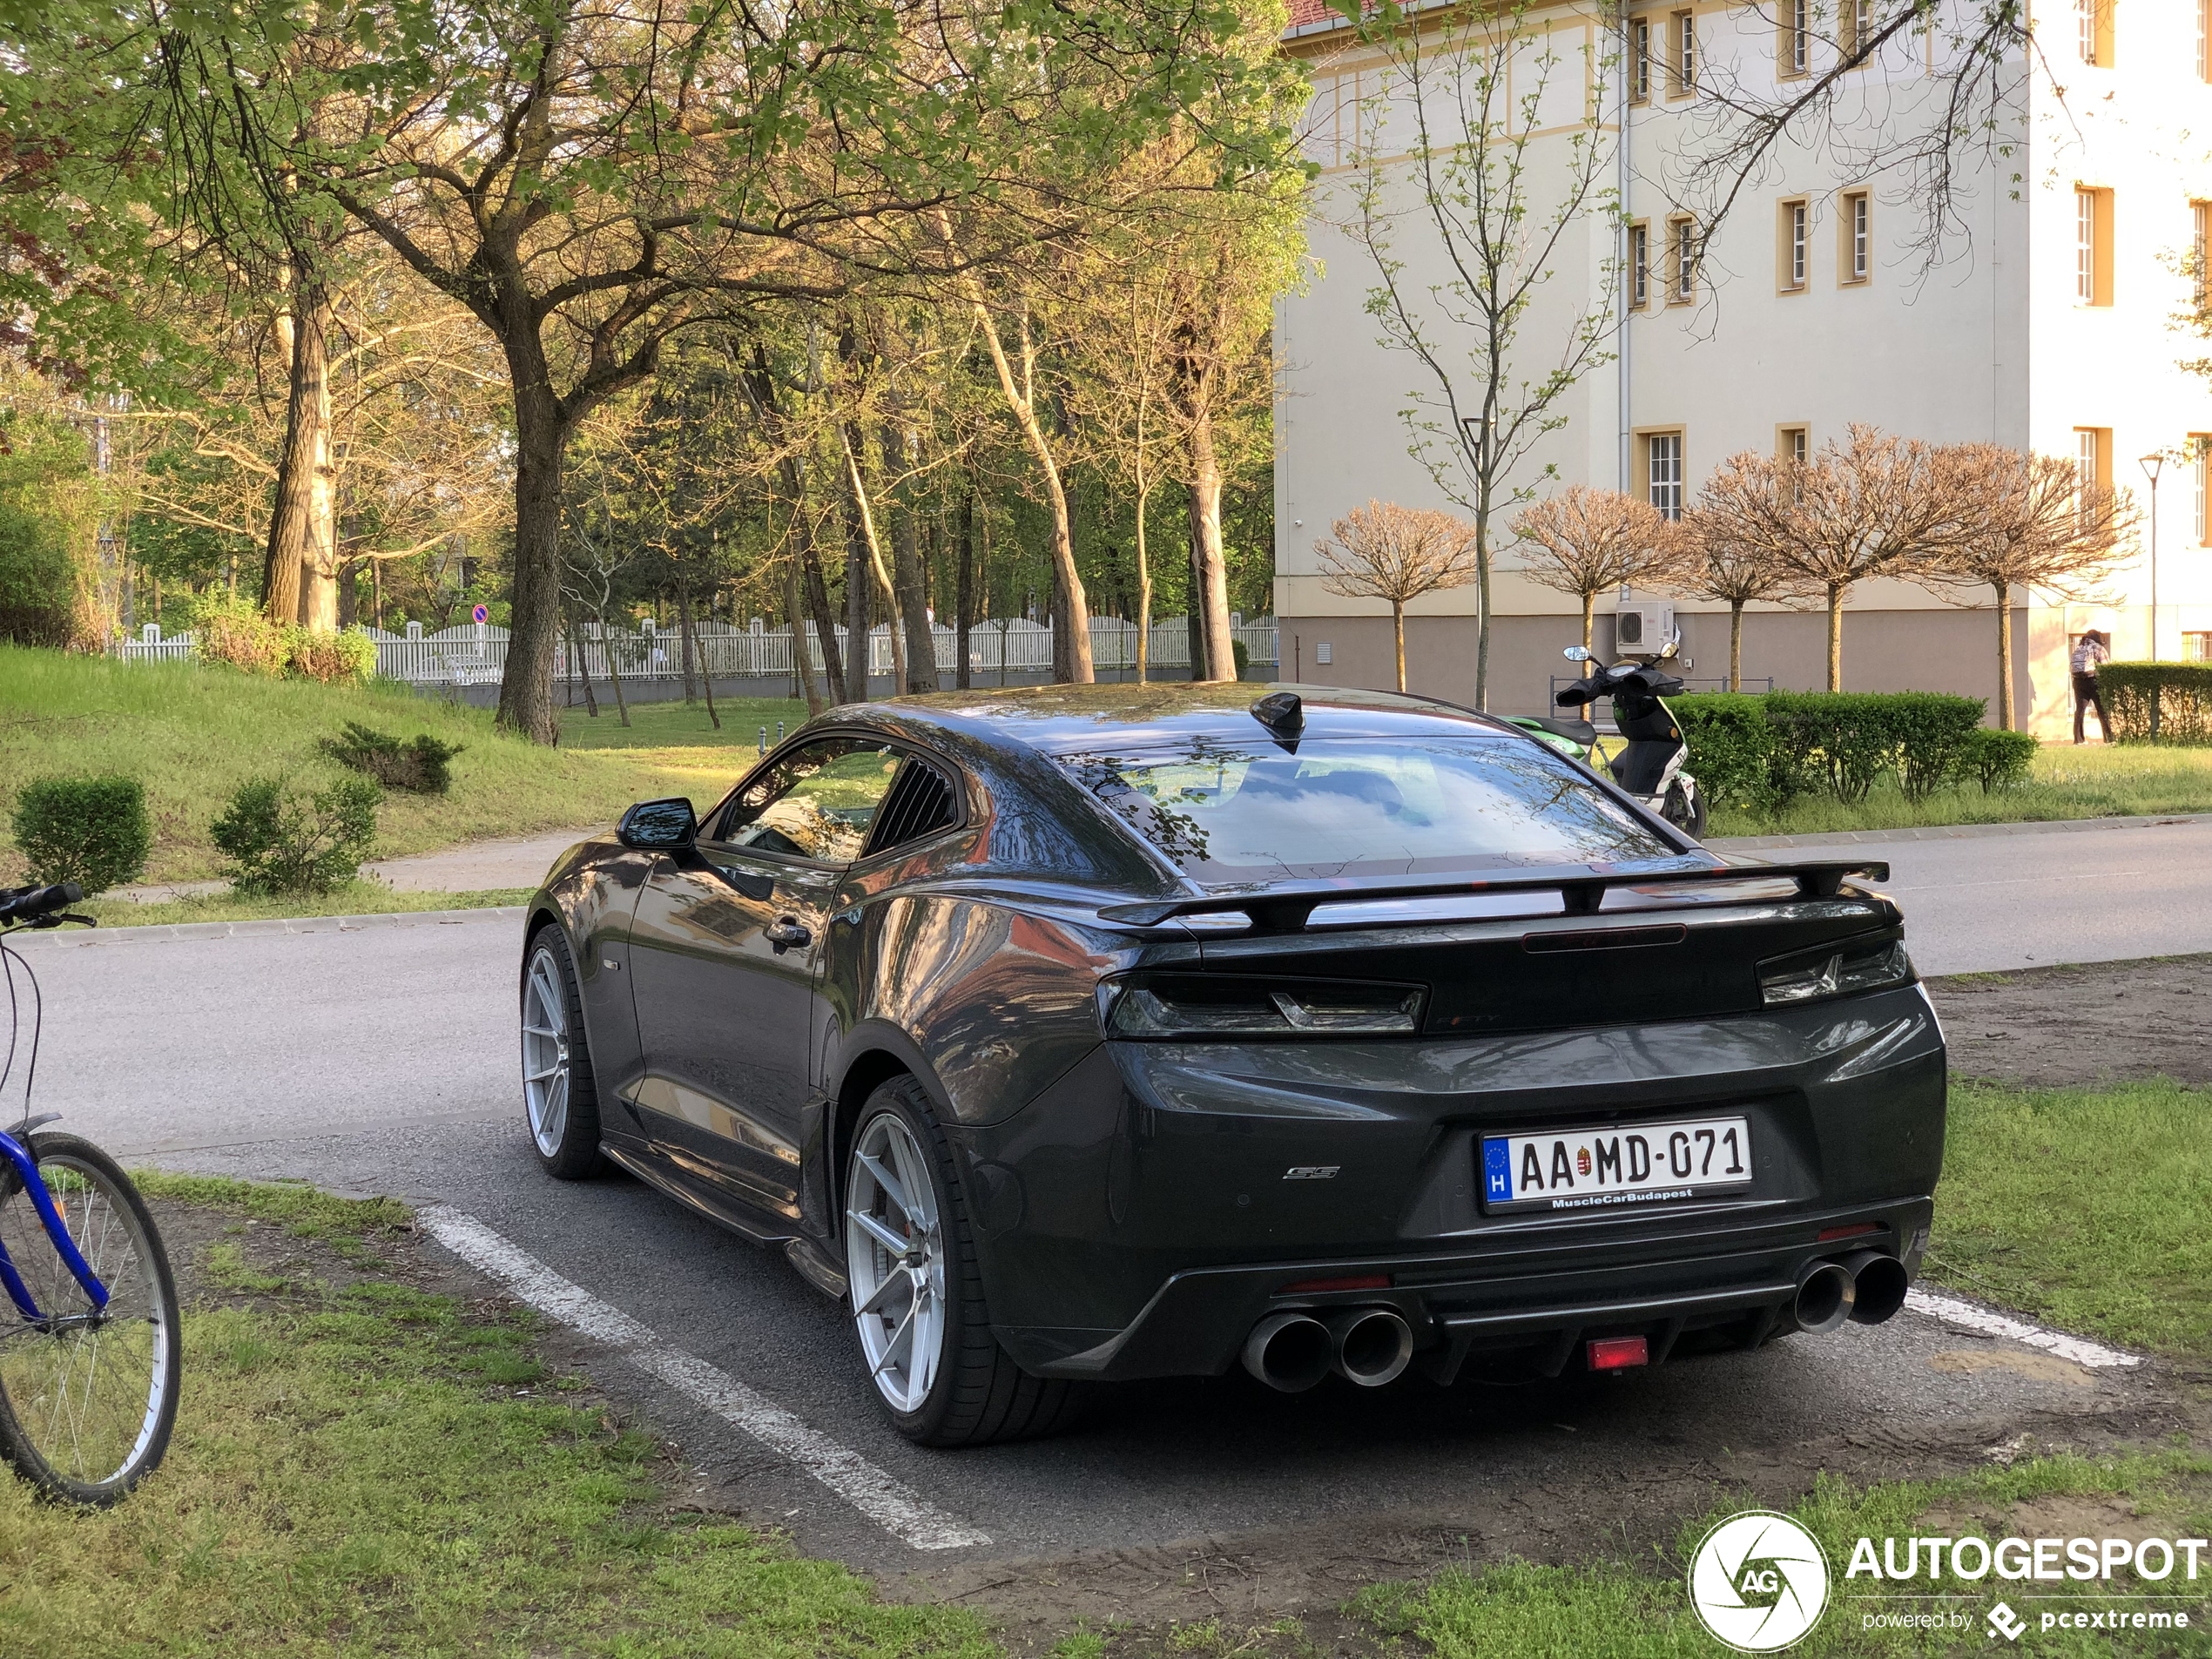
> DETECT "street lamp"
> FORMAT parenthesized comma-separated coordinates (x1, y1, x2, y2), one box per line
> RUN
(2141, 452, 2163, 660)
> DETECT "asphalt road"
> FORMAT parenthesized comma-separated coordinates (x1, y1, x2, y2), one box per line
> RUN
(9, 816, 2203, 1575)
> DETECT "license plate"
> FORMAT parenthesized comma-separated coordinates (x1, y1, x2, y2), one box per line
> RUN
(1480, 1116, 1752, 1214)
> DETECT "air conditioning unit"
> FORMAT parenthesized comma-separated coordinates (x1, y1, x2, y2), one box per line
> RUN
(1614, 602, 1676, 653)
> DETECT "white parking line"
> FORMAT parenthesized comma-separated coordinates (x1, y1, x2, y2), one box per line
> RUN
(1905, 1288, 2142, 1370)
(420, 1205, 991, 1551)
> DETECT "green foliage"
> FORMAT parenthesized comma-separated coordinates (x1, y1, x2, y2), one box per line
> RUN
(9, 773, 152, 891)
(284, 625, 377, 684)
(1676, 691, 1989, 809)
(2098, 661, 2212, 745)
(1231, 636, 1250, 678)
(0, 413, 98, 648)
(320, 720, 465, 792)
(211, 772, 381, 895)
(1958, 726, 2039, 792)
(188, 596, 378, 684)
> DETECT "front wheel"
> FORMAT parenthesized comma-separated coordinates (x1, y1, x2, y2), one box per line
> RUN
(0, 1132, 182, 1505)
(522, 926, 604, 1179)
(844, 1076, 1082, 1447)
(1662, 778, 1709, 839)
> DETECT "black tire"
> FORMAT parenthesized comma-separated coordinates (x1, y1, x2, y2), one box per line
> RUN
(1664, 779, 1709, 840)
(0, 1132, 182, 1505)
(522, 924, 605, 1179)
(845, 1076, 1083, 1448)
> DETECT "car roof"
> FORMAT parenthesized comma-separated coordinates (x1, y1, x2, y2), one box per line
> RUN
(837, 681, 1521, 757)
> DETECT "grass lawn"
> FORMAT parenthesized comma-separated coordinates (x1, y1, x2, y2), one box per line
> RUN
(0, 647, 803, 884)
(1706, 744, 2212, 839)
(74, 883, 533, 928)
(0, 1176, 993, 1658)
(1921, 1078, 2212, 1357)
(559, 693, 810, 751)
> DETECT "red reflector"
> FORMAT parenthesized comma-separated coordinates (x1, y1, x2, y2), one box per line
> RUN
(1588, 1336, 1649, 1371)
(1817, 1224, 1881, 1243)
(1279, 1274, 1393, 1295)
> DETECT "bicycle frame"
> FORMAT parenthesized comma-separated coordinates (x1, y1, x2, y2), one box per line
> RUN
(0, 1127, 111, 1323)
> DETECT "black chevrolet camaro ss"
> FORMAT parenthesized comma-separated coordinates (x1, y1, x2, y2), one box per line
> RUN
(519, 683, 1946, 1447)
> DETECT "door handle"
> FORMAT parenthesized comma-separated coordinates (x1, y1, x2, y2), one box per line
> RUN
(765, 916, 812, 952)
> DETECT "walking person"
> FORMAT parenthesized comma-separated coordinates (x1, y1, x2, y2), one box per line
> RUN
(2072, 629, 2112, 744)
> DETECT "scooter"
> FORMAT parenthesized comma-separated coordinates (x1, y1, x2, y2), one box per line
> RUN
(1552, 640, 1709, 838)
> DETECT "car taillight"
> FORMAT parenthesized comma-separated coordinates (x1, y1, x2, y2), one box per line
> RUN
(1757, 938, 1913, 1007)
(1104, 975, 1425, 1038)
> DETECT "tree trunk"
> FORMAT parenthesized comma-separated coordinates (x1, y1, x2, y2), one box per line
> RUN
(802, 543, 846, 705)
(885, 427, 937, 694)
(1826, 581, 1845, 691)
(1993, 577, 2013, 730)
(964, 295, 1093, 683)
(1134, 482, 1153, 685)
(1186, 404, 1236, 682)
(567, 601, 599, 718)
(1392, 599, 1407, 693)
(1581, 590, 1595, 654)
(841, 444, 873, 703)
(955, 488, 975, 691)
(842, 426, 907, 695)
(784, 553, 822, 717)
(294, 287, 341, 631)
(337, 557, 361, 628)
(597, 603, 631, 726)
(1729, 600, 1745, 693)
(677, 574, 698, 705)
(497, 359, 570, 743)
(262, 274, 334, 629)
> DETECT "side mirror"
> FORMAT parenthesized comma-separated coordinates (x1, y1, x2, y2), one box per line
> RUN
(1562, 645, 1593, 663)
(617, 797, 697, 850)
(1659, 637, 1681, 659)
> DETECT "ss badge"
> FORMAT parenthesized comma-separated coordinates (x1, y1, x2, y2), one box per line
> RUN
(1283, 1165, 1340, 1180)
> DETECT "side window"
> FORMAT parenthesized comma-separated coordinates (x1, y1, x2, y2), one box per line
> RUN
(715, 738, 903, 863)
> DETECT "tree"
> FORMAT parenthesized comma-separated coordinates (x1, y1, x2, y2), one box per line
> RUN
(1313, 501, 1480, 693)
(1345, 0, 1621, 708)
(1511, 486, 1680, 655)
(1695, 427, 1956, 691)
(1662, 508, 1808, 693)
(1921, 444, 2137, 730)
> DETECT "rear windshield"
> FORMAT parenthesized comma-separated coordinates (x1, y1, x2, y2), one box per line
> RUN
(1055, 737, 1678, 882)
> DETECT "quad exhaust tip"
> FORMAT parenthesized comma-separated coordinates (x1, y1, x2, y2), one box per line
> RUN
(1327, 1307, 1414, 1387)
(1792, 1261, 1856, 1335)
(1243, 1312, 1336, 1393)
(1843, 1250, 1909, 1325)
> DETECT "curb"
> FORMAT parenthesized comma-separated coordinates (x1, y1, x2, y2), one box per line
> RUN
(1708, 812, 2212, 851)
(6, 905, 530, 948)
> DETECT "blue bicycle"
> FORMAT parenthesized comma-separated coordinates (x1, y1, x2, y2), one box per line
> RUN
(0, 881, 180, 1505)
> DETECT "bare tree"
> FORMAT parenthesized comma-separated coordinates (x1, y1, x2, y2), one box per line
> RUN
(1662, 509, 1810, 692)
(1345, 1, 1622, 708)
(1512, 487, 1681, 655)
(1696, 426, 1957, 691)
(1922, 444, 2137, 730)
(1314, 501, 1482, 693)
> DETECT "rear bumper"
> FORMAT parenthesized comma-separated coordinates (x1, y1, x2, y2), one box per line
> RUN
(1000, 1197, 1933, 1383)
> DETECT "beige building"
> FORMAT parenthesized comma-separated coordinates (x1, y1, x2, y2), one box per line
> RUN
(1275, 0, 2212, 733)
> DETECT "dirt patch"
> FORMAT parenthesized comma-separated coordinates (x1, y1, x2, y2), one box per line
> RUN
(1927, 954, 2212, 1088)
(1929, 1349, 2100, 1389)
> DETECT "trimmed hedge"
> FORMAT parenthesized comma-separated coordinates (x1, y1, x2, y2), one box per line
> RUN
(2097, 662, 2212, 745)
(10, 775, 152, 892)
(1672, 691, 2033, 813)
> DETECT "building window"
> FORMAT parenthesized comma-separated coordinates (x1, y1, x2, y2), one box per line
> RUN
(2186, 631, 2212, 662)
(1778, 199, 1809, 291)
(1782, 0, 1810, 75)
(1667, 215, 1696, 302)
(1629, 222, 1649, 307)
(1778, 425, 1811, 464)
(1648, 432, 1684, 520)
(2195, 202, 2210, 311)
(2077, 0, 2113, 65)
(2075, 186, 2113, 305)
(2194, 434, 2211, 545)
(1669, 9, 1696, 98)
(2202, 0, 2211, 81)
(1838, 190, 1871, 284)
(1844, 0, 1873, 55)
(1631, 17, 1652, 103)
(2076, 428, 2114, 527)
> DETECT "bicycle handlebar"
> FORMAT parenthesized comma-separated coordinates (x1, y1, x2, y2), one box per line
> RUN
(0, 884, 84, 926)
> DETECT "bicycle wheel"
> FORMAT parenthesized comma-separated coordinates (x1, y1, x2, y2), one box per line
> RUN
(0, 1132, 181, 1505)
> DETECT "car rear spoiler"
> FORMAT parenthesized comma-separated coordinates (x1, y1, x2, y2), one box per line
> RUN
(1095, 859, 1891, 934)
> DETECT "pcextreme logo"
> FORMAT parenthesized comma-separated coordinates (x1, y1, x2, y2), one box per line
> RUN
(1688, 1512, 1831, 1653)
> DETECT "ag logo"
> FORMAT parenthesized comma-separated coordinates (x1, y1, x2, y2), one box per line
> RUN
(1687, 1511, 1831, 1652)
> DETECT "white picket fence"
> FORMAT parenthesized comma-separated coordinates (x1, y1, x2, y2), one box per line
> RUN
(111, 616, 1280, 686)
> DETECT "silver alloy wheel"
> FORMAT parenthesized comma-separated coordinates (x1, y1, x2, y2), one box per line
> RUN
(845, 1112, 946, 1415)
(522, 945, 572, 1157)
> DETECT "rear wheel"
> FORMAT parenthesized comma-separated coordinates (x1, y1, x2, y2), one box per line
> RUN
(0, 1133, 181, 1505)
(844, 1076, 1082, 1447)
(523, 926, 604, 1179)
(1663, 778, 1709, 839)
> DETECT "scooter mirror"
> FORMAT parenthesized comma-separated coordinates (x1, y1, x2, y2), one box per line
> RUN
(1658, 637, 1680, 659)
(1562, 646, 1592, 662)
